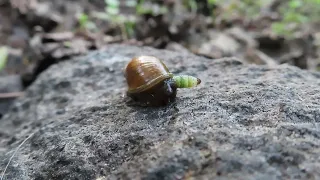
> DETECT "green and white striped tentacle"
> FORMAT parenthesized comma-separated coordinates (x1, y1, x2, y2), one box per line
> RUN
(173, 75, 201, 88)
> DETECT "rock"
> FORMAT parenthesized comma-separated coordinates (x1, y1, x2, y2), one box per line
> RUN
(192, 31, 241, 59)
(1, 44, 320, 180)
(21, 31, 101, 87)
(165, 42, 191, 54)
(226, 27, 258, 48)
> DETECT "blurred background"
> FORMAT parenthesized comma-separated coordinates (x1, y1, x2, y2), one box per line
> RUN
(0, 0, 320, 117)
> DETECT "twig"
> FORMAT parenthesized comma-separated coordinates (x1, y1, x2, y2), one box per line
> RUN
(0, 92, 24, 99)
(246, 48, 278, 67)
(253, 50, 278, 67)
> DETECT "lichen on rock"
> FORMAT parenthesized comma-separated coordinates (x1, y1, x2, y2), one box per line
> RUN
(1, 44, 320, 180)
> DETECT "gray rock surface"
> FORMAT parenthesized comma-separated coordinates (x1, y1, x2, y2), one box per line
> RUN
(1, 44, 320, 180)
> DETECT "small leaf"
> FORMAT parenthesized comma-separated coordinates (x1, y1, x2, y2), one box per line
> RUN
(0, 46, 8, 72)
(105, 0, 120, 7)
(106, 6, 120, 15)
(78, 13, 89, 28)
(271, 22, 286, 34)
(289, 0, 302, 8)
(207, 0, 217, 6)
(63, 41, 72, 48)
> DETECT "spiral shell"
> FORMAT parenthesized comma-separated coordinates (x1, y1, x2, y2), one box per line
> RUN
(124, 56, 173, 94)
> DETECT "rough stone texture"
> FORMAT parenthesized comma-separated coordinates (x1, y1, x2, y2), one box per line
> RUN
(1, 44, 320, 180)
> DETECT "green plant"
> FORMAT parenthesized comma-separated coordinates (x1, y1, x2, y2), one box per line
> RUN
(77, 12, 97, 31)
(93, 0, 138, 39)
(78, 13, 89, 29)
(0, 46, 8, 72)
(135, 0, 168, 16)
(271, 0, 320, 38)
(183, 0, 198, 13)
(105, 0, 120, 15)
(208, 0, 269, 20)
(207, 0, 217, 6)
(205, 0, 320, 38)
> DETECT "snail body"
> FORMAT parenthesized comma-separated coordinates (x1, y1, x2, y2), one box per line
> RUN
(124, 56, 201, 106)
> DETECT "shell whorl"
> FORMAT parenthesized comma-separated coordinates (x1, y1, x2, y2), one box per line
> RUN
(125, 56, 173, 94)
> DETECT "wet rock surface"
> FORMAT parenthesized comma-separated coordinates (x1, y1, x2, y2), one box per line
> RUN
(0, 44, 320, 180)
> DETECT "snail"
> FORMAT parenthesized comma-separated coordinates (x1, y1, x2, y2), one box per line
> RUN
(124, 55, 201, 106)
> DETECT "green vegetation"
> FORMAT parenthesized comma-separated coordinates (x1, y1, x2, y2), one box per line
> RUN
(77, 12, 97, 31)
(271, 0, 320, 38)
(91, 0, 138, 39)
(76, 0, 320, 39)
(206, 0, 320, 38)
(136, 0, 168, 16)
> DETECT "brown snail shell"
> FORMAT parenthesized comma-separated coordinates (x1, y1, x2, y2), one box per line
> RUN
(124, 56, 177, 106)
(125, 56, 173, 93)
